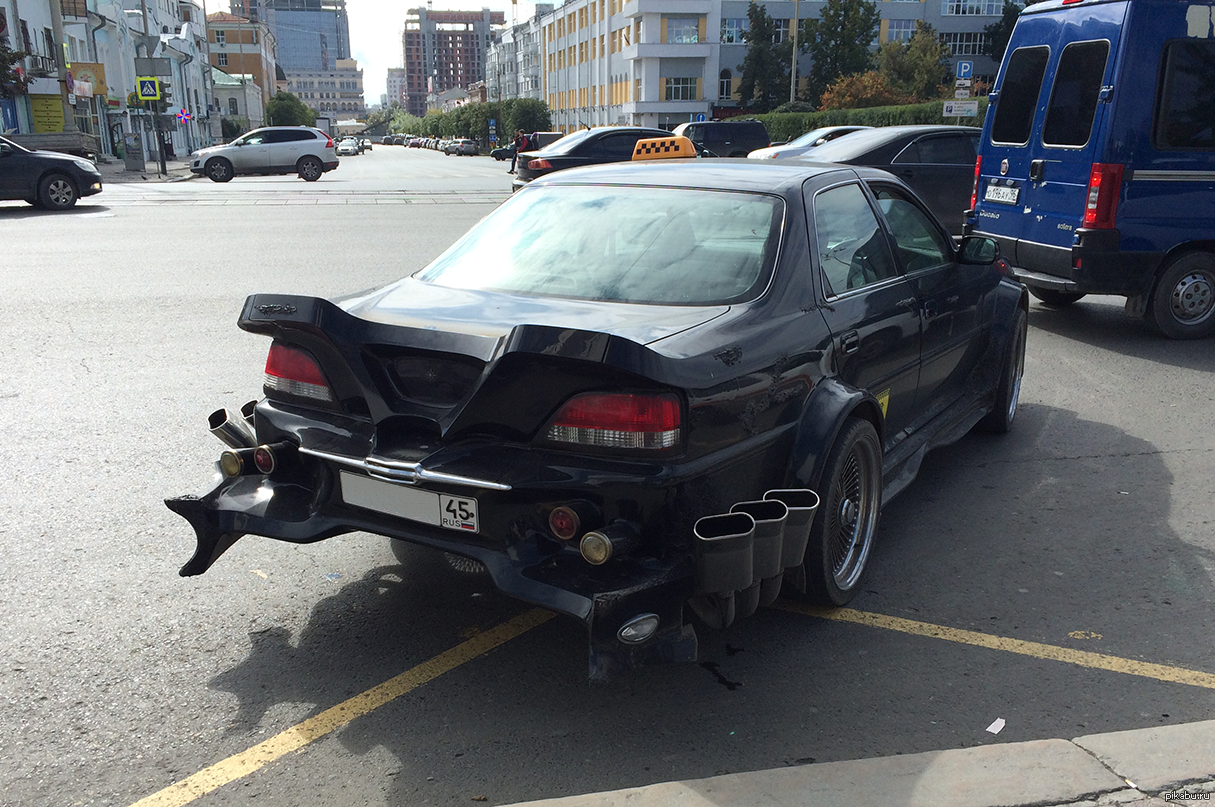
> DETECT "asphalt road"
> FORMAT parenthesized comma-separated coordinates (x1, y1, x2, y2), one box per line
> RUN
(1, 145, 1213, 807)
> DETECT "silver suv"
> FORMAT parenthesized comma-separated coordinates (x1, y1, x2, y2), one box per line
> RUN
(190, 126, 339, 182)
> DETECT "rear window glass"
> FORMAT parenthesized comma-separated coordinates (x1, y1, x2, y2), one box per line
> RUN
(991, 46, 1050, 145)
(1154, 40, 1215, 150)
(1043, 40, 1110, 147)
(415, 185, 784, 305)
(540, 128, 595, 154)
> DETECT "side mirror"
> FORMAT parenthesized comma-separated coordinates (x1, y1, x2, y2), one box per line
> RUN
(959, 236, 999, 265)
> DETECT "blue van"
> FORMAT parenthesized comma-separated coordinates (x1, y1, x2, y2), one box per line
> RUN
(966, 0, 1215, 339)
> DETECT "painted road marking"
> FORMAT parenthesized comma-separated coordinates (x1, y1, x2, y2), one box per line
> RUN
(126, 608, 554, 807)
(776, 602, 1215, 690)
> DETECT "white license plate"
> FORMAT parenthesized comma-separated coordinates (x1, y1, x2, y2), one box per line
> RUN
(339, 471, 479, 534)
(984, 184, 1020, 205)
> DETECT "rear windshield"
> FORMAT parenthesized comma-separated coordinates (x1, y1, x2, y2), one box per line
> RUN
(1154, 40, 1215, 151)
(991, 46, 1050, 145)
(538, 128, 595, 154)
(1043, 40, 1110, 147)
(415, 185, 785, 305)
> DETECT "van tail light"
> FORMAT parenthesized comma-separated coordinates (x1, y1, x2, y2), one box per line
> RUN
(1082, 163, 1124, 229)
(264, 342, 335, 403)
(544, 392, 681, 450)
(528, 158, 552, 170)
(970, 155, 982, 209)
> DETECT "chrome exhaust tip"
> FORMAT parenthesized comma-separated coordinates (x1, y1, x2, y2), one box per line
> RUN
(763, 489, 821, 570)
(208, 407, 257, 450)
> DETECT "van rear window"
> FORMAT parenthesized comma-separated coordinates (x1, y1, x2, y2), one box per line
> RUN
(1043, 40, 1110, 147)
(991, 46, 1050, 145)
(1154, 41, 1215, 150)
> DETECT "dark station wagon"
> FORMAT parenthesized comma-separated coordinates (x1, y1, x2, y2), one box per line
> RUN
(167, 156, 1028, 680)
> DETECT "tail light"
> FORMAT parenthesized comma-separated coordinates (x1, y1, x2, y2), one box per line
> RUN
(325, 136, 334, 148)
(528, 158, 552, 170)
(544, 392, 681, 450)
(1082, 163, 1124, 229)
(970, 155, 982, 209)
(264, 342, 334, 403)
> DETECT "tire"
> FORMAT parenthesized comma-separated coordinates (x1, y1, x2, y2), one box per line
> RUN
(800, 418, 883, 606)
(1027, 285, 1086, 307)
(979, 307, 1028, 433)
(205, 158, 233, 183)
(38, 173, 78, 210)
(1146, 252, 1215, 340)
(297, 156, 323, 182)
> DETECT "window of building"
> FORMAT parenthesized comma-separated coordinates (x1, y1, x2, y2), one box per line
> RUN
(228, 97, 238, 115)
(721, 17, 749, 44)
(252, 30, 258, 44)
(1155, 40, 1215, 150)
(664, 77, 697, 101)
(719, 69, 732, 99)
(939, 31, 987, 55)
(771, 19, 789, 44)
(942, 0, 1002, 15)
(217, 52, 228, 66)
(215, 30, 226, 44)
(888, 19, 916, 42)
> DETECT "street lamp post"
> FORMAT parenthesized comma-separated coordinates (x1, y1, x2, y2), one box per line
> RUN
(789, 0, 800, 105)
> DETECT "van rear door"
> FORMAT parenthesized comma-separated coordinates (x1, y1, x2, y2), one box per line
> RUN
(975, 1, 1129, 275)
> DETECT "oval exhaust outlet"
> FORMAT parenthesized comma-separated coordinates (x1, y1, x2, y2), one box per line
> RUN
(693, 512, 754, 596)
(764, 489, 820, 570)
(208, 408, 257, 449)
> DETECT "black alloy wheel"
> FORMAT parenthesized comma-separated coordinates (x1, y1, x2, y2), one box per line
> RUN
(1027, 286, 1086, 307)
(297, 156, 323, 182)
(1147, 252, 1215, 340)
(801, 418, 883, 606)
(38, 173, 78, 210)
(205, 158, 233, 183)
(979, 307, 1028, 433)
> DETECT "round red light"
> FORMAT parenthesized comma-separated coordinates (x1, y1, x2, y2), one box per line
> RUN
(548, 506, 580, 540)
(253, 446, 275, 474)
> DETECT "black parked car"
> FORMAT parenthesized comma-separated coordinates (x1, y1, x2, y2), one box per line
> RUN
(0, 135, 103, 210)
(167, 158, 1027, 680)
(672, 118, 772, 157)
(802, 125, 981, 235)
(511, 126, 671, 191)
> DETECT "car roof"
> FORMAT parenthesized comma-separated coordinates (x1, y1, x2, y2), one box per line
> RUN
(803, 124, 980, 160)
(530, 158, 862, 195)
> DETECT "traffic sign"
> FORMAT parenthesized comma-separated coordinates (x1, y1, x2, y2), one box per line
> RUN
(489, 118, 496, 126)
(137, 78, 160, 101)
(943, 100, 979, 117)
(955, 78, 971, 88)
(955, 89, 971, 99)
(696, 113, 706, 122)
(134, 57, 173, 77)
(956, 61, 974, 80)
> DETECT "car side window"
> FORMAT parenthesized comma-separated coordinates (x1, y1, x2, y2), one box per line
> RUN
(241, 133, 267, 145)
(871, 186, 953, 273)
(914, 134, 976, 165)
(261, 130, 293, 144)
(588, 134, 643, 160)
(892, 141, 919, 164)
(813, 183, 898, 297)
(288, 131, 315, 142)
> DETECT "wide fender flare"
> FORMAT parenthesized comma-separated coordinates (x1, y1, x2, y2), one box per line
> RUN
(975, 280, 1030, 390)
(785, 378, 886, 494)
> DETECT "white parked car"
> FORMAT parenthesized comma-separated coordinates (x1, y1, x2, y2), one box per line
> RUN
(336, 139, 359, 156)
(190, 126, 339, 182)
(747, 126, 873, 160)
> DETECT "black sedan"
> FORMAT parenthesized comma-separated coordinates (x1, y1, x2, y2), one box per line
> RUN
(800, 125, 981, 235)
(0, 135, 103, 209)
(511, 125, 671, 191)
(167, 158, 1027, 680)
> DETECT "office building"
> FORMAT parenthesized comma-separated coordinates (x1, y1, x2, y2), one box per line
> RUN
(401, 7, 505, 117)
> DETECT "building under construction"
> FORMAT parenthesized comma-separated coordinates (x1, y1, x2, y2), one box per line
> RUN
(401, 7, 505, 117)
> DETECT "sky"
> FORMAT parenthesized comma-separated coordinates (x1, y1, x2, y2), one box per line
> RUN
(223, 0, 541, 105)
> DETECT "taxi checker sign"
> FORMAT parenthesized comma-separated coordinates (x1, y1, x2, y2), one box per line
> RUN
(137, 77, 161, 101)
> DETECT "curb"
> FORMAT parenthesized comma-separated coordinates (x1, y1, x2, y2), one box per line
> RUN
(502, 720, 1215, 807)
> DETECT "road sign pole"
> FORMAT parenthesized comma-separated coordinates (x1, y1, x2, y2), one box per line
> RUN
(155, 101, 167, 176)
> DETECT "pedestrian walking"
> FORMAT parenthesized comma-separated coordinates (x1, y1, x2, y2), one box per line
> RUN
(508, 129, 530, 174)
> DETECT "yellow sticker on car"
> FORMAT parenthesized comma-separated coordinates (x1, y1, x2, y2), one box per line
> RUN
(876, 389, 890, 417)
(632, 135, 696, 161)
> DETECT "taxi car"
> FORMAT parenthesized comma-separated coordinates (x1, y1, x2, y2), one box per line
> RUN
(167, 139, 1027, 680)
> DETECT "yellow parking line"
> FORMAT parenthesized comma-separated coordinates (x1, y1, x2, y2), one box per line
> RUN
(775, 601, 1215, 690)
(127, 608, 554, 807)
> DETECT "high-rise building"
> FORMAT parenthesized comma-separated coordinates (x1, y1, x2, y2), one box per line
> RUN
(232, 0, 351, 72)
(401, 7, 505, 117)
(386, 68, 407, 108)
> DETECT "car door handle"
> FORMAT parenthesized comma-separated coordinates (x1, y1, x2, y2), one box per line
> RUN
(897, 297, 918, 309)
(841, 331, 860, 355)
(1029, 160, 1045, 181)
(923, 300, 939, 318)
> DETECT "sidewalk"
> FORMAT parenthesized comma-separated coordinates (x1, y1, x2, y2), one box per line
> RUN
(94, 156, 195, 184)
(505, 719, 1215, 807)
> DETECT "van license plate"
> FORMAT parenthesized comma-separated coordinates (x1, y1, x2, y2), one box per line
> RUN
(984, 185, 1019, 205)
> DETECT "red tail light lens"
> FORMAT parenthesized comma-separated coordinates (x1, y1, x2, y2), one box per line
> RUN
(325, 136, 334, 148)
(545, 393, 681, 450)
(970, 155, 982, 209)
(528, 158, 552, 170)
(264, 342, 334, 402)
(1082, 163, 1124, 229)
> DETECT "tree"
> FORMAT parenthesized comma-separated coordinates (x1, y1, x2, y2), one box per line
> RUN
(737, 2, 790, 113)
(220, 117, 245, 140)
(818, 71, 914, 110)
(265, 91, 315, 127)
(0, 40, 29, 100)
(801, 0, 882, 107)
(875, 21, 952, 102)
(985, 1, 1033, 65)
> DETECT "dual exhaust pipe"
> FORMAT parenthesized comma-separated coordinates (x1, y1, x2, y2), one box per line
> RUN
(691, 489, 820, 629)
(207, 402, 294, 477)
(208, 401, 259, 449)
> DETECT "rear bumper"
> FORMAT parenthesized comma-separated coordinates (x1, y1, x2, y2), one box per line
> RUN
(323, 160, 339, 172)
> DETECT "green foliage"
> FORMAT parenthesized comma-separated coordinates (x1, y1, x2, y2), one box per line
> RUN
(818, 71, 914, 110)
(874, 21, 952, 102)
(220, 117, 245, 140)
(801, 0, 882, 107)
(389, 98, 550, 143)
(771, 101, 816, 114)
(265, 92, 315, 127)
(737, 2, 790, 114)
(0, 40, 29, 100)
(756, 97, 990, 143)
(985, 1, 1033, 64)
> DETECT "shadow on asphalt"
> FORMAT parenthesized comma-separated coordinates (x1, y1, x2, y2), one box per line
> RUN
(1027, 299, 1214, 372)
(0, 203, 112, 219)
(206, 403, 1215, 805)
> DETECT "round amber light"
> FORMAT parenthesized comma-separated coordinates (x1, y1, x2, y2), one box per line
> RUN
(580, 531, 612, 565)
(219, 451, 243, 477)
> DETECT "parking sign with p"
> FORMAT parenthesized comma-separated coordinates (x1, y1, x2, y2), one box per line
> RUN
(956, 61, 974, 80)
